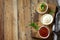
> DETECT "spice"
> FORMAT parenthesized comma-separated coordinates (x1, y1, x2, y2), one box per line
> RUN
(39, 27, 48, 37)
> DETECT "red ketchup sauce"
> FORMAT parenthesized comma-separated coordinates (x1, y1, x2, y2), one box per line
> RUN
(39, 27, 48, 37)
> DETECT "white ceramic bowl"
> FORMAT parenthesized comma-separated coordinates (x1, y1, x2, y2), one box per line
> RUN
(41, 14, 53, 25)
(38, 26, 50, 39)
(36, 2, 48, 14)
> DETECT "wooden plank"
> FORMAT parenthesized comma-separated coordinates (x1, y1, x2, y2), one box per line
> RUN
(31, 0, 38, 37)
(23, 0, 32, 40)
(18, 0, 27, 40)
(4, 0, 18, 40)
(4, 0, 13, 40)
(30, 0, 42, 40)
(12, 0, 18, 40)
(0, 0, 4, 40)
(47, 0, 57, 5)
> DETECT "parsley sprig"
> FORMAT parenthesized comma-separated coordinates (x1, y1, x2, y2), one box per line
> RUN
(49, 10, 54, 15)
(29, 22, 39, 31)
(40, 3, 45, 11)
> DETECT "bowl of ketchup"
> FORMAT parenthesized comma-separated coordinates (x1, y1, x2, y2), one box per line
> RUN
(38, 26, 50, 39)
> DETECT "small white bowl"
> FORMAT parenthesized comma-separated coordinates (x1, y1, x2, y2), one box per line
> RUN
(38, 26, 50, 39)
(40, 14, 53, 25)
(36, 2, 48, 14)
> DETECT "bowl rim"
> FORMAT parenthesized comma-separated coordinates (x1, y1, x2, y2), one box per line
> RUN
(40, 14, 53, 25)
(38, 26, 50, 39)
(36, 2, 48, 14)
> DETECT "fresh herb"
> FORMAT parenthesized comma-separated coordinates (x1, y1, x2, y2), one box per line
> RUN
(29, 22, 39, 31)
(40, 3, 45, 11)
(49, 10, 54, 15)
(44, 0, 45, 2)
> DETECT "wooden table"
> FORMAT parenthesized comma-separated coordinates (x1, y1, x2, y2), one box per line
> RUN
(18, 0, 57, 40)
(20, 0, 57, 40)
(0, 0, 57, 40)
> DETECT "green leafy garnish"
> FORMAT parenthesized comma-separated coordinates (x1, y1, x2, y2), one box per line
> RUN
(49, 10, 54, 15)
(44, 0, 45, 2)
(40, 3, 45, 11)
(29, 22, 39, 31)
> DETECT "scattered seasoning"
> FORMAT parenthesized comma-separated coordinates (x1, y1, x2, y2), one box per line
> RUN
(39, 27, 48, 37)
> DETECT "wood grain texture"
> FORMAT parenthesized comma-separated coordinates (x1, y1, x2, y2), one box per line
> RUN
(18, 0, 32, 40)
(30, 0, 43, 40)
(4, 0, 18, 40)
(0, 0, 4, 40)
(3, 0, 57, 40)
(12, 0, 18, 40)
(4, 0, 13, 40)
(48, 0, 57, 5)
(23, 0, 32, 40)
(18, 0, 26, 40)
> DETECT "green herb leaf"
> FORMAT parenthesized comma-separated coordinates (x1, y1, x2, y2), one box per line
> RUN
(29, 22, 39, 30)
(41, 7, 44, 10)
(49, 10, 54, 15)
(44, 0, 45, 2)
(40, 3, 45, 11)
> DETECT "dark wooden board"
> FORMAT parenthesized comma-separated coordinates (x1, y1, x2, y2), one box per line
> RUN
(30, 0, 57, 40)
(31, 3, 56, 38)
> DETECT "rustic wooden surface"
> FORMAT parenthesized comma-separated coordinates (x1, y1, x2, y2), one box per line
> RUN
(4, 0, 18, 40)
(18, 0, 32, 40)
(18, 0, 57, 40)
(0, 0, 4, 40)
(0, 0, 57, 40)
